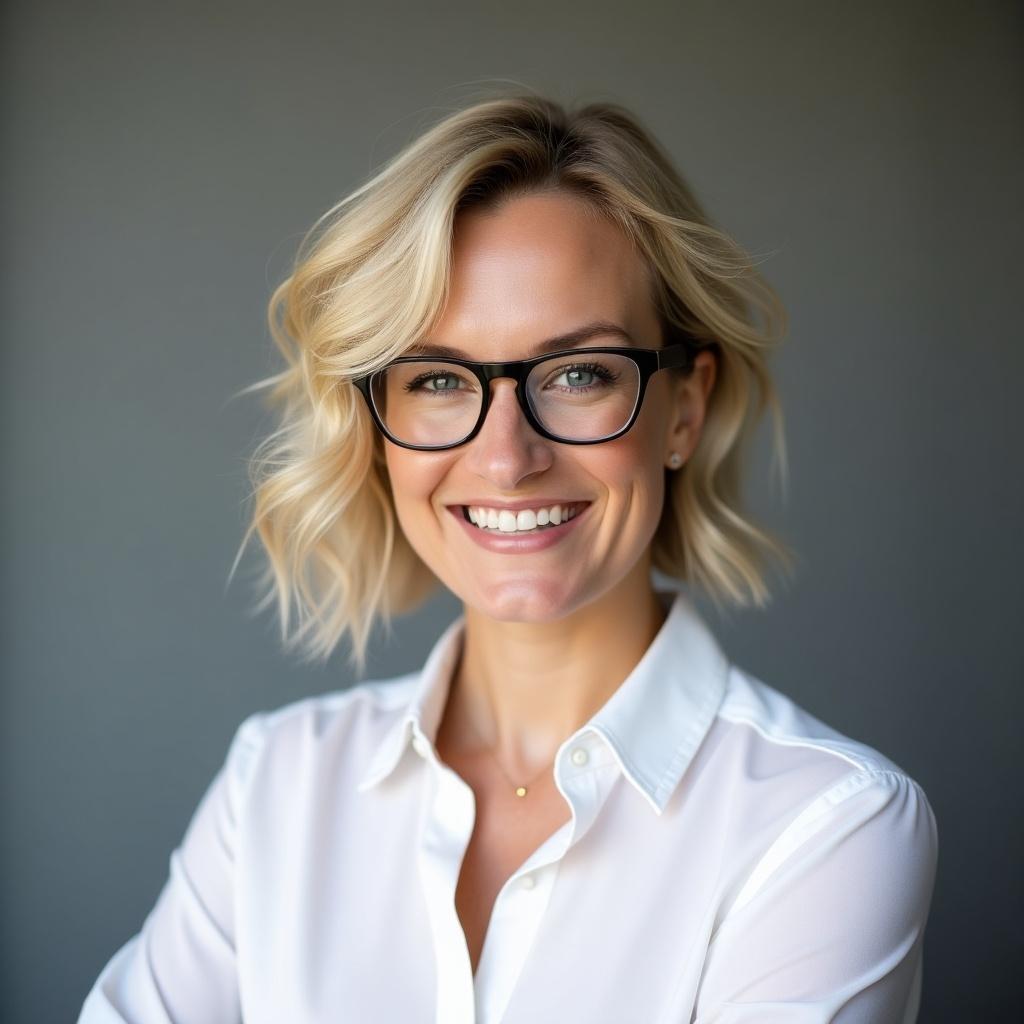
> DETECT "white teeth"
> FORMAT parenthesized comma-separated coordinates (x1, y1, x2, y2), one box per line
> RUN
(516, 509, 537, 531)
(464, 502, 583, 534)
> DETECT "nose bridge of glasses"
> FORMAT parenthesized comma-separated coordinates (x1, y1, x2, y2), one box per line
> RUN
(479, 359, 529, 386)
(480, 373, 531, 429)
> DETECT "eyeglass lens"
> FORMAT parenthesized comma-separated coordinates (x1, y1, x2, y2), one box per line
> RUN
(370, 354, 642, 446)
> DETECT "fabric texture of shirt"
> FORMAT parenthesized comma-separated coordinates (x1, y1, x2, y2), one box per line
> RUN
(77, 587, 939, 1023)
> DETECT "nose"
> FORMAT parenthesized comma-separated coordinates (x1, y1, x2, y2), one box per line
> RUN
(461, 378, 553, 487)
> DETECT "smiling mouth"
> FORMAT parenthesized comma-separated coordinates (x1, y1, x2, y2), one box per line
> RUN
(459, 502, 588, 535)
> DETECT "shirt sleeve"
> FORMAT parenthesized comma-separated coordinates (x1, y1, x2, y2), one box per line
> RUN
(692, 768, 939, 1024)
(76, 711, 267, 1024)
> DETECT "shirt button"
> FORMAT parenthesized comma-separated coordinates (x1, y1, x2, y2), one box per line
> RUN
(570, 747, 589, 766)
(412, 736, 431, 758)
(520, 873, 536, 890)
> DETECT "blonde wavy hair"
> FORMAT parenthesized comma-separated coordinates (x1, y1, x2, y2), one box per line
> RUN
(231, 92, 795, 673)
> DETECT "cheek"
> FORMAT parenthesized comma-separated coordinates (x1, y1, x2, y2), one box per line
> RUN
(600, 427, 668, 541)
(586, 438, 665, 529)
(628, 388, 672, 496)
(384, 450, 451, 540)
(607, 397, 667, 488)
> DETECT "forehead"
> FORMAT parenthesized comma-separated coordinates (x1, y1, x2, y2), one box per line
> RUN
(424, 191, 660, 357)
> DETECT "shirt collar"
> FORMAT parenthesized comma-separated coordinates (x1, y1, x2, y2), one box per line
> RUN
(356, 587, 729, 814)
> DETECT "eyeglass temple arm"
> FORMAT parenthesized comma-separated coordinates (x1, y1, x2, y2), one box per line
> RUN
(657, 336, 713, 372)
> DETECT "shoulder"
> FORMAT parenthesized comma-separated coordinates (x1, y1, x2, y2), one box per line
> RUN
(716, 662, 910, 776)
(691, 669, 939, 1019)
(709, 664, 938, 896)
(220, 671, 419, 788)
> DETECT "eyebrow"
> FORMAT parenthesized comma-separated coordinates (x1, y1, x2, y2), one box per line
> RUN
(406, 320, 636, 360)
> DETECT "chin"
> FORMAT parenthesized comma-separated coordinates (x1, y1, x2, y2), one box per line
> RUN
(465, 574, 585, 623)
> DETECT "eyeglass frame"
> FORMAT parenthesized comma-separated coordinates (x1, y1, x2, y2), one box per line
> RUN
(351, 334, 714, 452)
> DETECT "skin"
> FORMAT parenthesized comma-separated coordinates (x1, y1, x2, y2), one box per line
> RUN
(384, 189, 717, 779)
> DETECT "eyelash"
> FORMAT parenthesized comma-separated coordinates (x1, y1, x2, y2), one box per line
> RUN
(545, 362, 620, 391)
(403, 371, 469, 393)
(402, 362, 621, 393)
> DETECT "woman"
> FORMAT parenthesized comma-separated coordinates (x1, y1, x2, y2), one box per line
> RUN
(79, 94, 938, 1023)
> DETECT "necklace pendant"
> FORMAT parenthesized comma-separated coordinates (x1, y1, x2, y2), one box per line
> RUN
(515, 785, 528, 797)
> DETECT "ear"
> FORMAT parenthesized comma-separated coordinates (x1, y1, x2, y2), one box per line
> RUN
(664, 349, 717, 465)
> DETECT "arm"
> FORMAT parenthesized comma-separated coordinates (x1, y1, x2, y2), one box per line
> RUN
(693, 768, 939, 1024)
(76, 712, 267, 1024)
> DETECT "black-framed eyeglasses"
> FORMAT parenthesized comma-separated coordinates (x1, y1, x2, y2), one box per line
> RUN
(351, 337, 711, 451)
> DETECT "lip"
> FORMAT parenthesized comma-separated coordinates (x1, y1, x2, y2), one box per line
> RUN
(448, 501, 591, 553)
(448, 498, 589, 512)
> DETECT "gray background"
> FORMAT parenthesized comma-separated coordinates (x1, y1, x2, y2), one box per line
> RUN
(2, 1, 1021, 1020)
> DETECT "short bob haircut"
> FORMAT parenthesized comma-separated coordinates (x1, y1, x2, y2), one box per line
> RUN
(232, 92, 794, 673)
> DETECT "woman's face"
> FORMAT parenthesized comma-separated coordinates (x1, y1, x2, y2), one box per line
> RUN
(383, 190, 715, 623)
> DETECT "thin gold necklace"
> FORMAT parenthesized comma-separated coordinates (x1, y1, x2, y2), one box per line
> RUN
(463, 717, 556, 798)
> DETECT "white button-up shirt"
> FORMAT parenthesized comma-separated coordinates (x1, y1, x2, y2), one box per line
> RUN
(78, 588, 938, 1023)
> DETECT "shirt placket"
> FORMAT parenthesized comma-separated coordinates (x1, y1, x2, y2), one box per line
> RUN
(470, 817, 573, 1024)
(417, 746, 478, 1024)
(475, 738, 618, 1023)
(416, 726, 617, 1024)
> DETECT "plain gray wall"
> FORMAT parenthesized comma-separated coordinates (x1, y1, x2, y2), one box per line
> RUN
(2, 1, 1021, 1020)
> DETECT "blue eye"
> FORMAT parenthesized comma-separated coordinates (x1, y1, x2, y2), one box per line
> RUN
(566, 368, 595, 387)
(547, 362, 620, 391)
(404, 372, 465, 393)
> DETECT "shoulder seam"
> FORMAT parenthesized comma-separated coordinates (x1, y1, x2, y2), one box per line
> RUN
(716, 708, 895, 774)
(226, 676, 418, 815)
(724, 766, 922, 919)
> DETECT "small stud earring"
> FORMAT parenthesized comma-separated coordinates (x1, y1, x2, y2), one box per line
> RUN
(667, 451, 683, 469)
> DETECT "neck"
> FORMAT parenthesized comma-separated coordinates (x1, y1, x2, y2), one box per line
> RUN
(440, 565, 668, 779)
